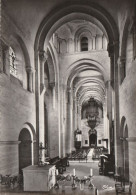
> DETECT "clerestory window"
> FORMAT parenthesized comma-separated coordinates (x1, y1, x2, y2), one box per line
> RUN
(9, 47, 17, 76)
(81, 37, 88, 51)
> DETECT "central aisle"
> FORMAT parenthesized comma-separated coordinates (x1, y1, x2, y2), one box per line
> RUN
(87, 148, 94, 161)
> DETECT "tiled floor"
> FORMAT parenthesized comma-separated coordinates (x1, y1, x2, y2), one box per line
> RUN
(0, 161, 116, 195)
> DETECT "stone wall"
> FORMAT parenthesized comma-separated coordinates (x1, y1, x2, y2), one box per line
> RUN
(59, 51, 110, 78)
(119, 59, 136, 193)
(0, 73, 36, 175)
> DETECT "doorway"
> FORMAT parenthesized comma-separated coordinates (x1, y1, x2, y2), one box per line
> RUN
(89, 133, 97, 147)
(19, 128, 32, 174)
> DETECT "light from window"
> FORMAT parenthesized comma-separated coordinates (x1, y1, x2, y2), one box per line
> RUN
(9, 47, 17, 76)
(81, 37, 88, 51)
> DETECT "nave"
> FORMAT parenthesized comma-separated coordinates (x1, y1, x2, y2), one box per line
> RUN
(1, 0, 136, 194)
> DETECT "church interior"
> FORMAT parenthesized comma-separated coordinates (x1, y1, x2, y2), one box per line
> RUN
(1, 0, 136, 194)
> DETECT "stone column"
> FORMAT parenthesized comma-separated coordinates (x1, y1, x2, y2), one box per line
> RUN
(108, 44, 114, 88)
(49, 82, 56, 109)
(0, 41, 9, 74)
(78, 104, 82, 129)
(0, 40, 3, 72)
(77, 100, 80, 128)
(92, 36, 96, 50)
(103, 98, 108, 144)
(102, 35, 107, 50)
(108, 42, 121, 174)
(39, 51, 48, 94)
(107, 80, 113, 153)
(96, 35, 102, 50)
(65, 87, 73, 154)
(132, 19, 136, 60)
(119, 57, 126, 84)
(38, 51, 47, 153)
(26, 66, 33, 92)
(73, 99, 76, 131)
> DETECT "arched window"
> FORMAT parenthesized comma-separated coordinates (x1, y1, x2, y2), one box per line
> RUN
(81, 37, 88, 51)
(9, 47, 17, 76)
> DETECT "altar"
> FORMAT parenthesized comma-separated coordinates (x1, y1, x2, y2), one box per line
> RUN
(23, 165, 56, 192)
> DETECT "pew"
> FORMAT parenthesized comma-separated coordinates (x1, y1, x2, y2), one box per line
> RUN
(48, 156, 69, 174)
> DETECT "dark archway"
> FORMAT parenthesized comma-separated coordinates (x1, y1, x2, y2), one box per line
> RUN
(89, 133, 97, 147)
(19, 128, 32, 174)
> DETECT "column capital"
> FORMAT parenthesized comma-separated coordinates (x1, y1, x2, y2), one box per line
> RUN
(107, 41, 119, 57)
(26, 66, 34, 73)
(118, 57, 126, 64)
(39, 50, 48, 62)
(49, 82, 55, 89)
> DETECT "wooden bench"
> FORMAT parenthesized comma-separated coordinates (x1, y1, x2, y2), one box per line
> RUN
(48, 156, 67, 174)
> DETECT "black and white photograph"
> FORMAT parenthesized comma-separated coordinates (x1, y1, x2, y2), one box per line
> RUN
(0, 0, 136, 194)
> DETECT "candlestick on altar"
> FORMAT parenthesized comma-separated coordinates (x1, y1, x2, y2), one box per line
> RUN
(71, 175, 77, 190)
(90, 168, 93, 176)
(73, 168, 75, 176)
(54, 169, 59, 189)
(56, 169, 58, 175)
(95, 188, 99, 195)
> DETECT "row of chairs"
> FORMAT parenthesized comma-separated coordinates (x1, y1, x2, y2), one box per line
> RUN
(68, 149, 90, 161)
(48, 156, 69, 174)
(92, 147, 108, 160)
(114, 168, 132, 195)
(115, 179, 132, 195)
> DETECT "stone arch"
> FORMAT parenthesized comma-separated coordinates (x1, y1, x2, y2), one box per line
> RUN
(74, 27, 93, 51)
(18, 128, 32, 173)
(14, 35, 31, 69)
(48, 41, 59, 83)
(34, 1, 119, 52)
(74, 78, 105, 95)
(79, 89, 105, 105)
(18, 123, 36, 173)
(65, 59, 108, 88)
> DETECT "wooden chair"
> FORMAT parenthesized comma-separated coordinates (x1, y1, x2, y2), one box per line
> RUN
(115, 179, 132, 195)
(115, 178, 125, 195)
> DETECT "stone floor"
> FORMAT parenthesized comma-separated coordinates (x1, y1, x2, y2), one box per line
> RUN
(0, 161, 118, 195)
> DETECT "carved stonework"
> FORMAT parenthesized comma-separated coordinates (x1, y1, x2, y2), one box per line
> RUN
(26, 66, 33, 73)
(39, 50, 48, 63)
